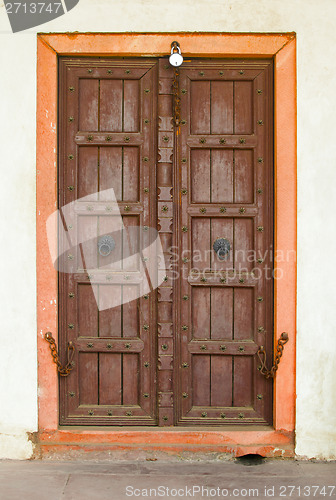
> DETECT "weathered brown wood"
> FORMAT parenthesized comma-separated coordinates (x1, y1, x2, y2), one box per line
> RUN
(59, 58, 157, 426)
(177, 59, 274, 426)
(59, 56, 273, 427)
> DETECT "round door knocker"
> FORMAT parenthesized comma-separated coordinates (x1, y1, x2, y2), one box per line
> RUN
(213, 238, 231, 260)
(98, 235, 115, 257)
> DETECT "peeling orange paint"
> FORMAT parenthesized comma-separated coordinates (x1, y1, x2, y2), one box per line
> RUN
(36, 32, 296, 457)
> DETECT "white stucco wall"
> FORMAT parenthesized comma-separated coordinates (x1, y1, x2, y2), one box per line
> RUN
(0, 0, 335, 459)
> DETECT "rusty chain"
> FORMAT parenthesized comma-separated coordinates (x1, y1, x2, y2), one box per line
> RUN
(44, 332, 75, 377)
(257, 332, 289, 379)
(172, 67, 181, 126)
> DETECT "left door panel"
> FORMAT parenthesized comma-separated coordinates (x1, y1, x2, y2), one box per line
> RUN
(58, 58, 158, 425)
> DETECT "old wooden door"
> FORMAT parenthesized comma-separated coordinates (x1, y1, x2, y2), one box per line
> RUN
(58, 57, 273, 426)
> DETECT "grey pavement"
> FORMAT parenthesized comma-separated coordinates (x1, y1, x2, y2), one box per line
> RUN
(0, 458, 335, 500)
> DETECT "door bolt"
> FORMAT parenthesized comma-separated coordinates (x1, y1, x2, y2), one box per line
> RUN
(87, 343, 94, 348)
(87, 135, 93, 141)
(181, 188, 188, 195)
(181, 158, 187, 163)
(161, 205, 168, 212)
(144, 88, 150, 94)
(143, 157, 149, 162)
(144, 187, 149, 193)
(257, 120, 264, 125)
(68, 154, 74, 160)
(239, 278, 245, 283)
(200, 207, 207, 214)
(257, 258, 263, 264)
(88, 410, 94, 415)
(257, 89, 263, 94)
(257, 226, 264, 232)
(239, 207, 246, 213)
(201, 412, 208, 417)
(107, 410, 113, 416)
(220, 345, 226, 351)
(69, 391, 75, 397)
(220, 207, 226, 213)
(201, 277, 207, 282)
(68, 116, 74, 122)
(182, 362, 189, 368)
(181, 89, 187, 94)
(183, 295, 189, 301)
(69, 86, 75, 92)
(124, 205, 131, 211)
(144, 361, 150, 368)
(163, 415, 168, 421)
(257, 394, 263, 400)
(143, 294, 149, 300)
(163, 136, 169, 142)
(125, 343, 131, 349)
(219, 138, 226, 144)
(220, 413, 226, 418)
(182, 226, 188, 232)
(182, 392, 188, 398)
(220, 278, 226, 283)
(68, 323, 74, 329)
(258, 157, 264, 163)
(200, 345, 207, 351)
(107, 69, 113, 74)
(199, 138, 206, 144)
(181, 119, 187, 125)
(106, 135, 112, 141)
(143, 324, 149, 331)
(258, 326, 265, 332)
(239, 138, 246, 144)
(199, 71, 205, 76)
(68, 292, 75, 298)
(238, 413, 244, 418)
(257, 188, 263, 194)
(87, 69, 93, 74)
(239, 70, 244, 75)
(182, 325, 188, 331)
(161, 344, 168, 351)
(238, 346, 245, 352)
(124, 136, 130, 142)
(125, 69, 131, 74)
(257, 297, 264, 302)
(143, 393, 150, 398)
(107, 343, 113, 349)
(67, 185, 74, 191)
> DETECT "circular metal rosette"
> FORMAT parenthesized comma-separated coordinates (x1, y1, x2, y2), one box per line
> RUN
(213, 238, 231, 260)
(98, 235, 116, 257)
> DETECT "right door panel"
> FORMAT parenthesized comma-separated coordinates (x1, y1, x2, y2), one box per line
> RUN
(176, 59, 274, 425)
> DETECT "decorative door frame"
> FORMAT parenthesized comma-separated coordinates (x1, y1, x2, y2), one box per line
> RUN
(37, 32, 296, 457)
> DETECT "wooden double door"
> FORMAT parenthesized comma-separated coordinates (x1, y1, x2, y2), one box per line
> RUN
(58, 56, 274, 426)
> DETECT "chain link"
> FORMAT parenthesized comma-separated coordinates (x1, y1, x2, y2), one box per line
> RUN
(44, 332, 75, 377)
(257, 332, 289, 379)
(173, 67, 181, 127)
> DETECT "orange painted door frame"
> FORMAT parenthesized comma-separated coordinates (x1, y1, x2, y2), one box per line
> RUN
(37, 33, 296, 457)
